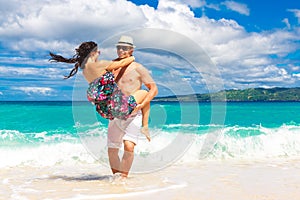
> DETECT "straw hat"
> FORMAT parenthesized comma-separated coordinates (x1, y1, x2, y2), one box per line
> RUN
(115, 35, 136, 48)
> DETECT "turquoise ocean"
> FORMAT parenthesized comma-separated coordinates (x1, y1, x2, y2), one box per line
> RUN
(1, 101, 300, 168)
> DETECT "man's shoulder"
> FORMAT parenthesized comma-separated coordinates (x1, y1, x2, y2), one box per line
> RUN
(131, 62, 153, 79)
(131, 61, 143, 68)
(131, 61, 149, 72)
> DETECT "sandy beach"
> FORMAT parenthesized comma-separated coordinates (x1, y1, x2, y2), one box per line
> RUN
(1, 158, 300, 200)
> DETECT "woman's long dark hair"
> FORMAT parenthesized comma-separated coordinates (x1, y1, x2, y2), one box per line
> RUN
(49, 41, 97, 79)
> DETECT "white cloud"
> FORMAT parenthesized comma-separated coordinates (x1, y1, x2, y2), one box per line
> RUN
(142, 1, 298, 69)
(175, 0, 205, 8)
(0, 0, 146, 45)
(290, 65, 300, 71)
(293, 73, 300, 78)
(282, 18, 291, 29)
(0, 65, 63, 79)
(11, 86, 54, 96)
(226, 65, 293, 85)
(221, 1, 250, 16)
(0, 0, 299, 97)
(288, 9, 300, 23)
(206, 3, 221, 11)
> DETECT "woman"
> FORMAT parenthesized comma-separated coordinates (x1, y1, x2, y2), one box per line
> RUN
(49, 41, 151, 141)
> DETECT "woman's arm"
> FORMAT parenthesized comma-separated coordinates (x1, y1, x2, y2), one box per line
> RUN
(105, 56, 135, 71)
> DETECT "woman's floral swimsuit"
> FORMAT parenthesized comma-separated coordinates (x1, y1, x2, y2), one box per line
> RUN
(87, 71, 137, 120)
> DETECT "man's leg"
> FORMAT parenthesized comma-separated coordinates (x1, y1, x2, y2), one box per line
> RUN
(108, 147, 121, 174)
(107, 119, 128, 174)
(112, 111, 141, 178)
(120, 140, 135, 178)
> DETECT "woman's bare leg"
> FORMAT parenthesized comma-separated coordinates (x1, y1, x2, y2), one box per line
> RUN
(140, 102, 150, 141)
(132, 90, 151, 141)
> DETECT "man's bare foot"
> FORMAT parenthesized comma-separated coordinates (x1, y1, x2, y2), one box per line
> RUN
(141, 126, 151, 142)
(111, 173, 127, 184)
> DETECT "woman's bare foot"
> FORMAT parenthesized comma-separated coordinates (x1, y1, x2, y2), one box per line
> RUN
(141, 126, 151, 142)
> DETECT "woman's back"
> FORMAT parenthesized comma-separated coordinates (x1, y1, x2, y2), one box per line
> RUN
(83, 60, 111, 83)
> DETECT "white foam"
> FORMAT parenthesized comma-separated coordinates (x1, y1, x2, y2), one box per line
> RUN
(0, 142, 96, 168)
(1, 124, 300, 168)
(179, 124, 300, 162)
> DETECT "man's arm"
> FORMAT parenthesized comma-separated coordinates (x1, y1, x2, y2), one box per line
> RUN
(136, 65, 158, 106)
(142, 82, 158, 105)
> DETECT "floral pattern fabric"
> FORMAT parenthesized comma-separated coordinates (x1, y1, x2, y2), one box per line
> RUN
(87, 71, 115, 103)
(86, 71, 137, 120)
(110, 88, 137, 120)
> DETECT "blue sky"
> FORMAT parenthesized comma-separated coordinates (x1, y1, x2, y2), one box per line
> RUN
(0, 0, 299, 101)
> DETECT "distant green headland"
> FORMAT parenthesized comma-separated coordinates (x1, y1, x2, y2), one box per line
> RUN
(153, 87, 300, 102)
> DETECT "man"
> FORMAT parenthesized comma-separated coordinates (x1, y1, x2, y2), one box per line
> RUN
(107, 35, 158, 178)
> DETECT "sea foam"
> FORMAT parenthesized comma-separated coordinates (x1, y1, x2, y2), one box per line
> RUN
(1, 124, 300, 168)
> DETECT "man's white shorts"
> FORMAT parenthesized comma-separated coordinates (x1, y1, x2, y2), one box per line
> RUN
(107, 111, 142, 148)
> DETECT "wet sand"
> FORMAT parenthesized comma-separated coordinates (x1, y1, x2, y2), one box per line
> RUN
(1, 158, 300, 200)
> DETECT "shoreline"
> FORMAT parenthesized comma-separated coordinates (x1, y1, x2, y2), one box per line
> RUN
(1, 158, 300, 200)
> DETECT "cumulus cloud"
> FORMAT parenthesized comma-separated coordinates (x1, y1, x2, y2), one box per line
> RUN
(0, 0, 299, 99)
(0, 0, 147, 49)
(142, 1, 298, 64)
